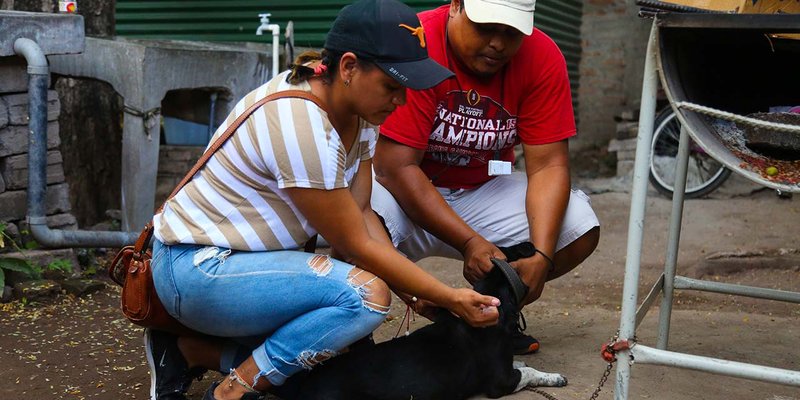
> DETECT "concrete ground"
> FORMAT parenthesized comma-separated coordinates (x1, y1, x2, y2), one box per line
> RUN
(390, 174, 800, 400)
(0, 173, 797, 400)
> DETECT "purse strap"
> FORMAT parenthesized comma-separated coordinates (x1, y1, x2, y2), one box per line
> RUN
(132, 89, 327, 255)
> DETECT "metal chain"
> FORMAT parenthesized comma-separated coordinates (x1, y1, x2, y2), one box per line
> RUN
(521, 360, 613, 400)
(525, 387, 561, 400)
(675, 101, 800, 133)
(518, 331, 626, 400)
(588, 362, 615, 400)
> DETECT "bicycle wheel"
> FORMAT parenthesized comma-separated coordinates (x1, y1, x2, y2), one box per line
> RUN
(648, 107, 731, 199)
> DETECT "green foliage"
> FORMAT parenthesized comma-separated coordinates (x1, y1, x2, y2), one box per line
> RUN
(0, 223, 41, 288)
(46, 258, 74, 275)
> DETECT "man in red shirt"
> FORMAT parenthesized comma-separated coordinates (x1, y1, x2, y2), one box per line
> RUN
(372, 0, 600, 355)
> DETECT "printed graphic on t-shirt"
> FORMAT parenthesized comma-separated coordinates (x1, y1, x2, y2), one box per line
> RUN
(426, 89, 518, 169)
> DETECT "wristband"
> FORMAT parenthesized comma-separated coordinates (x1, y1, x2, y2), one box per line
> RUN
(535, 249, 556, 272)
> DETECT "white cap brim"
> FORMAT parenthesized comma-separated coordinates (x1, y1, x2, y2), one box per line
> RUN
(462, 0, 535, 36)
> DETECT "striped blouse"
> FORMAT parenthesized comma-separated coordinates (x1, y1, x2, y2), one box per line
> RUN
(153, 71, 378, 251)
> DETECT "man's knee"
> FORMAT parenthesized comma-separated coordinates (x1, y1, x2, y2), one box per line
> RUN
(347, 268, 392, 313)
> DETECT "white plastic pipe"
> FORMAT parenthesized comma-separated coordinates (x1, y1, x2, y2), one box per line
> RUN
(256, 13, 281, 79)
(632, 344, 800, 387)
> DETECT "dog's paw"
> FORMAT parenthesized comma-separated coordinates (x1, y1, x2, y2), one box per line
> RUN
(512, 360, 527, 369)
(515, 367, 568, 392)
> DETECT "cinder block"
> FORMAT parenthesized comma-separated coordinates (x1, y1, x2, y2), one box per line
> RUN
(0, 189, 25, 221)
(0, 97, 7, 129)
(616, 160, 635, 178)
(0, 59, 49, 93)
(17, 213, 78, 232)
(0, 182, 71, 221)
(5, 91, 60, 125)
(0, 121, 60, 158)
(0, 150, 65, 190)
(45, 183, 72, 215)
(608, 138, 638, 153)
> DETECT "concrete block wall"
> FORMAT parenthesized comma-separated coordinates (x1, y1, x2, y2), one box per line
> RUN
(155, 145, 204, 207)
(576, 0, 650, 151)
(0, 84, 78, 242)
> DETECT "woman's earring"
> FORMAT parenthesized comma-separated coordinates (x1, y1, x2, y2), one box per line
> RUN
(344, 79, 351, 87)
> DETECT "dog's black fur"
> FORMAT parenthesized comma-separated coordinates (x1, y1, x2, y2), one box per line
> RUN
(276, 246, 566, 400)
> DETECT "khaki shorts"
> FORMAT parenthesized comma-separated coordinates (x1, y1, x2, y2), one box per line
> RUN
(371, 171, 599, 261)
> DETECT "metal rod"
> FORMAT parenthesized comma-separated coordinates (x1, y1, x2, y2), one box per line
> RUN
(635, 274, 664, 329)
(656, 123, 691, 349)
(15, 37, 139, 249)
(674, 276, 800, 303)
(636, 0, 719, 14)
(614, 20, 660, 400)
(631, 344, 800, 387)
(208, 92, 217, 142)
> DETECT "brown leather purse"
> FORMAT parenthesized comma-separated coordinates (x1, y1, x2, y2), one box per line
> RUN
(108, 90, 325, 334)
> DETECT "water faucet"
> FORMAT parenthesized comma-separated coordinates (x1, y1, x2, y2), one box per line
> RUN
(256, 13, 276, 36)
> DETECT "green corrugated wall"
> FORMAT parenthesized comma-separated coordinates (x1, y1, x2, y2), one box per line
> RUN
(116, 0, 582, 106)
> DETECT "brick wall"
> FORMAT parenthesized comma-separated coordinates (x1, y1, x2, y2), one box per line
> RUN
(576, 0, 651, 150)
(0, 86, 79, 241)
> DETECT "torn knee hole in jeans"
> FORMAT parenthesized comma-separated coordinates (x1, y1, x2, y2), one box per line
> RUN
(297, 349, 337, 370)
(348, 270, 391, 314)
(307, 254, 334, 276)
(193, 246, 232, 266)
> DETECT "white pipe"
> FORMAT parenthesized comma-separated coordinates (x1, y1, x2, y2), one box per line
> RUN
(615, 19, 659, 400)
(632, 344, 800, 387)
(256, 13, 280, 79)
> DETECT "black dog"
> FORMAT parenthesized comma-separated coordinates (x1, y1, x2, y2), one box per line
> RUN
(279, 246, 567, 400)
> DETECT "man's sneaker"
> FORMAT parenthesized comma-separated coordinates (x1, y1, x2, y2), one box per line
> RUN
(511, 330, 540, 355)
(144, 328, 206, 400)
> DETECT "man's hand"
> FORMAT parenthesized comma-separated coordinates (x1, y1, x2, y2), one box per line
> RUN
(510, 254, 551, 306)
(462, 235, 506, 283)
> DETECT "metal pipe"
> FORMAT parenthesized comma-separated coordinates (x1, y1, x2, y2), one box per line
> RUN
(656, 123, 691, 349)
(631, 344, 800, 387)
(208, 92, 217, 142)
(15, 37, 139, 249)
(674, 276, 800, 303)
(635, 274, 664, 328)
(614, 20, 660, 400)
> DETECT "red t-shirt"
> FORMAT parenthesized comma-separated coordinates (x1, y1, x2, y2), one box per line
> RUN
(380, 5, 576, 189)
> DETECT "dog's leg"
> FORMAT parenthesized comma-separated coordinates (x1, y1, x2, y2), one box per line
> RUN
(514, 367, 567, 392)
(512, 360, 527, 369)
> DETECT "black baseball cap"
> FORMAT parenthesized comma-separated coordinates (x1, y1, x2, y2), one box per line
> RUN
(324, 0, 454, 90)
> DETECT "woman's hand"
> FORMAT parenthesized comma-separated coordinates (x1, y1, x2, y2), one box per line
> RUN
(409, 297, 440, 321)
(442, 288, 500, 327)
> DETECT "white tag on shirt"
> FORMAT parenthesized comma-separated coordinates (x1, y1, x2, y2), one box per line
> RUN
(488, 160, 512, 176)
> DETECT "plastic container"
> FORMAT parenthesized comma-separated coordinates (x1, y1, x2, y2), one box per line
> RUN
(163, 117, 210, 146)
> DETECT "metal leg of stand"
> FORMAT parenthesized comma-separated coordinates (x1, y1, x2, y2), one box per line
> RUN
(614, 20, 659, 400)
(656, 123, 691, 349)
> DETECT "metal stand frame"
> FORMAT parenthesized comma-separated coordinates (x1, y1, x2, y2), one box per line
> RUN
(612, 20, 800, 399)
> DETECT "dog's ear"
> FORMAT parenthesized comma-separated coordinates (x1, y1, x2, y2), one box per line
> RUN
(472, 266, 505, 296)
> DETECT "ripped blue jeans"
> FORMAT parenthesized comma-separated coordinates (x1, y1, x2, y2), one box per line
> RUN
(151, 240, 389, 386)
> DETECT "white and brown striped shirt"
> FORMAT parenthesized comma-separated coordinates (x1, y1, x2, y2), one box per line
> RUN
(153, 71, 377, 251)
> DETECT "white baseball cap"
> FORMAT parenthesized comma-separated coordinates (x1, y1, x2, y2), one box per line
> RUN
(462, 0, 536, 36)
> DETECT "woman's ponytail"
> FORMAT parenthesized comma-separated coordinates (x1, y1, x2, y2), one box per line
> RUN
(287, 50, 333, 84)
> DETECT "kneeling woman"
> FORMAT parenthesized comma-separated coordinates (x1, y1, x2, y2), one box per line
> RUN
(146, 0, 501, 399)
